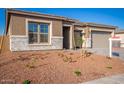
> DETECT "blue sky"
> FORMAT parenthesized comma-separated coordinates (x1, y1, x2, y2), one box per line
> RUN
(0, 8, 124, 35)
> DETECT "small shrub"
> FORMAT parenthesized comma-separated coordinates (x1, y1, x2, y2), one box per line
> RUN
(67, 57, 72, 62)
(23, 80, 31, 84)
(82, 51, 93, 58)
(106, 56, 111, 59)
(63, 56, 73, 63)
(26, 58, 37, 68)
(26, 64, 35, 68)
(58, 53, 64, 58)
(63, 56, 69, 62)
(106, 66, 112, 69)
(74, 69, 82, 76)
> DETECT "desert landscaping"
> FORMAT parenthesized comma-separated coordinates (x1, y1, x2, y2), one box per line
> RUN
(0, 50, 124, 84)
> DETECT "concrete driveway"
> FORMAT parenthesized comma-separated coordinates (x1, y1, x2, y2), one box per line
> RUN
(112, 48, 124, 60)
(88, 48, 124, 60)
(84, 74, 124, 84)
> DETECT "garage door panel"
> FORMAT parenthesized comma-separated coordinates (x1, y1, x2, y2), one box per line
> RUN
(91, 31, 111, 48)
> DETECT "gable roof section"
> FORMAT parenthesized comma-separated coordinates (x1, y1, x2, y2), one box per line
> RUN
(6, 9, 78, 34)
(7, 9, 77, 22)
(74, 21, 117, 29)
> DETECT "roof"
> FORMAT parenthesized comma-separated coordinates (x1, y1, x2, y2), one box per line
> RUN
(7, 9, 78, 22)
(5, 9, 78, 34)
(6, 9, 118, 34)
(74, 21, 117, 29)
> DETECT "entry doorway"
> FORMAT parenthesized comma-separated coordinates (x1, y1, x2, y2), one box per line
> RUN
(74, 30, 83, 49)
(63, 26, 70, 49)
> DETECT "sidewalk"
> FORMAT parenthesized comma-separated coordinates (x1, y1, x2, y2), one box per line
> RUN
(84, 74, 124, 84)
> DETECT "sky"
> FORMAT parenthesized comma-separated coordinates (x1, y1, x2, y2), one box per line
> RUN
(0, 8, 124, 35)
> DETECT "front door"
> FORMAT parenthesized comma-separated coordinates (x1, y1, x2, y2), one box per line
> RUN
(63, 27, 70, 49)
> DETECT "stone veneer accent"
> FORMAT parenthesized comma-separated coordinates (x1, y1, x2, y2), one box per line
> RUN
(10, 36, 63, 51)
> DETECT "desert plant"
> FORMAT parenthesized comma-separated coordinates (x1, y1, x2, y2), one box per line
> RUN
(26, 63, 35, 68)
(77, 37, 85, 56)
(63, 56, 69, 62)
(74, 69, 82, 76)
(68, 57, 73, 62)
(58, 53, 64, 58)
(106, 66, 112, 69)
(63, 56, 73, 63)
(84, 51, 93, 57)
(106, 56, 111, 59)
(26, 58, 37, 68)
(23, 80, 31, 84)
(78, 37, 84, 47)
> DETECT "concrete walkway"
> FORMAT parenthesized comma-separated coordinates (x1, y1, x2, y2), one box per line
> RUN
(84, 74, 124, 84)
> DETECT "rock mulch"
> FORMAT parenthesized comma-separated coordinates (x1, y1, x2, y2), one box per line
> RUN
(0, 50, 124, 84)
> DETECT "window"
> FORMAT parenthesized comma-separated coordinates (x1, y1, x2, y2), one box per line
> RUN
(40, 23, 49, 43)
(28, 23, 38, 44)
(28, 22, 49, 44)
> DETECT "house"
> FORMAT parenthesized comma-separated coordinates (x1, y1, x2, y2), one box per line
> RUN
(0, 9, 117, 55)
(115, 30, 124, 47)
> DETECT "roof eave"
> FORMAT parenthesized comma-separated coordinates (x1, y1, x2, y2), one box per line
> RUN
(7, 9, 76, 22)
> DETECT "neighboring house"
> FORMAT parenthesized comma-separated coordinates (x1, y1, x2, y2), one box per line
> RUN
(0, 9, 117, 55)
(115, 30, 124, 47)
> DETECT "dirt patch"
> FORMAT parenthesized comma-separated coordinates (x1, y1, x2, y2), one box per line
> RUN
(0, 50, 124, 84)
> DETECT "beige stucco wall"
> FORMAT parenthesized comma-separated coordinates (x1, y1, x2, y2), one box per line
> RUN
(9, 14, 63, 36)
(52, 20, 62, 36)
(10, 15, 26, 35)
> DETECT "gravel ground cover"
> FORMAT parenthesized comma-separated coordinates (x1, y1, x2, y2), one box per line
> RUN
(0, 50, 124, 84)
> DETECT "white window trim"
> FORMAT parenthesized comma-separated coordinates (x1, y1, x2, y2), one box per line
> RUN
(26, 18, 52, 45)
(52, 36, 63, 38)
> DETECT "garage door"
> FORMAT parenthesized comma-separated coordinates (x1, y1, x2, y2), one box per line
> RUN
(91, 31, 111, 48)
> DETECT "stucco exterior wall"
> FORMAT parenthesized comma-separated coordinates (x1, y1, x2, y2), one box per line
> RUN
(52, 20, 62, 36)
(9, 14, 63, 36)
(10, 15, 26, 35)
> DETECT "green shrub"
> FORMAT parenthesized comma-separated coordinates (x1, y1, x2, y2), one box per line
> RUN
(23, 80, 31, 84)
(74, 69, 82, 76)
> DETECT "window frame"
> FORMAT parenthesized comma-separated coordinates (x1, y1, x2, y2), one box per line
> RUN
(27, 19, 52, 45)
(28, 22, 39, 44)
